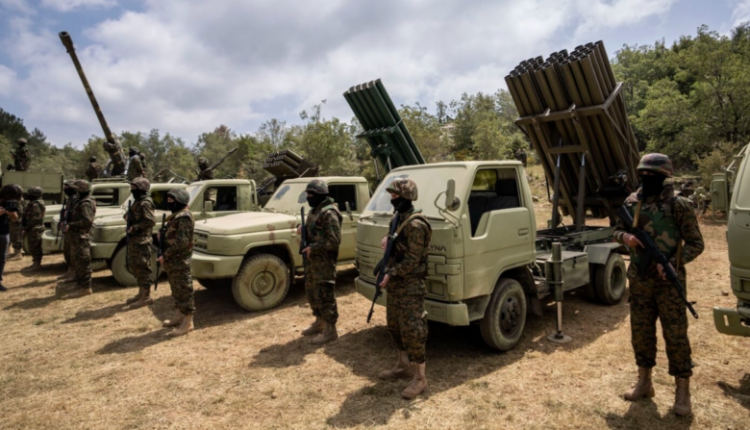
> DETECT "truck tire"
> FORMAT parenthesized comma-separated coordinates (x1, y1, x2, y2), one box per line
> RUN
(111, 244, 160, 287)
(197, 278, 232, 290)
(232, 254, 290, 312)
(480, 278, 527, 351)
(594, 253, 626, 305)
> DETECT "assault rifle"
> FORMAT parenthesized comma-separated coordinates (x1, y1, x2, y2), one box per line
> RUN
(155, 213, 166, 291)
(617, 205, 699, 319)
(125, 200, 132, 271)
(299, 207, 308, 282)
(56, 198, 69, 250)
(195, 147, 238, 180)
(368, 214, 400, 323)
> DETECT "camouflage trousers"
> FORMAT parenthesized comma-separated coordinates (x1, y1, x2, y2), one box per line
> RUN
(165, 261, 195, 315)
(127, 242, 153, 290)
(305, 278, 338, 325)
(63, 230, 73, 266)
(629, 276, 693, 378)
(386, 279, 428, 364)
(26, 228, 43, 262)
(10, 220, 22, 252)
(69, 235, 92, 289)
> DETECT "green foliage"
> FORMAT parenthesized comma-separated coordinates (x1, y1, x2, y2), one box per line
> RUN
(695, 142, 742, 187)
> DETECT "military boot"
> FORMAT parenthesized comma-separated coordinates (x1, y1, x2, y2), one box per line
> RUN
(624, 367, 655, 401)
(379, 350, 415, 380)
(401, 363, 427, 400)
(311, 322, 338, 345)
(56, 268, 75, 281)
(673, 377, 692, 417)
(167, 313, 194, 337)
(125, 288, 145, 305)
(126, 288, 153, 309)
(22, 260, 42, 272)
(301, 316, 325, 336)
(162, 310, 184, 328)
(65, 287, 93, 299)
(7, 249, 22, 261)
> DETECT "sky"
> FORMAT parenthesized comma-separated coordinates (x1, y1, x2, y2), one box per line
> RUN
(0, 0, 747, 148)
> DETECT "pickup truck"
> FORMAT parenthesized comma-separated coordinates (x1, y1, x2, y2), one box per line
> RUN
(90, 179, 258, 286)
(355, 162, 626, 351)
(190, 176, 370, 312)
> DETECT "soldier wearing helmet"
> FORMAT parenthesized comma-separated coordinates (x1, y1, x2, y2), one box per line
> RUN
(57, 180, 79, 282)
(6, 183, 24, 262)
(103, 139, 125, 176)
(123, 178, 156, 309)
(614, 153, 704, 416)
(13, 137, 31, 171)
(21, 186, 45, 272)
(59, 179, 97, 298)
(298, 179, 343, 345)
(126, 146, 145, 182)
(158, 188, 196, 337)
(0, 184, 22, 291)
(85, 156, 102, 181)
(377, 177, 432, 400)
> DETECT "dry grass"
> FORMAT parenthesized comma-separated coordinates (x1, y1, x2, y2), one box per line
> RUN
(0, 206, 748, 429)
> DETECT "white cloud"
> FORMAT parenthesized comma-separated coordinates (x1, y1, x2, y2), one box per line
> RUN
(40, 0, 116, 12)
(2, 0, 678, 147)
(0, 0, 34, 14)
(733, 0, 750, 27)
(0, 65, 17, 95)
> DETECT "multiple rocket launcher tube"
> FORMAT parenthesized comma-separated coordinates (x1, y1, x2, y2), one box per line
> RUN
(506, 41, 641, 222)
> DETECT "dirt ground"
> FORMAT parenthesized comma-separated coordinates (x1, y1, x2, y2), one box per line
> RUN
(1, 215, 749, 429)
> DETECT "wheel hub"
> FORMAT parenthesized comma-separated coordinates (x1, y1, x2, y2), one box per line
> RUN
(500, 296, 521, 335)
(250, 271, 276, 297)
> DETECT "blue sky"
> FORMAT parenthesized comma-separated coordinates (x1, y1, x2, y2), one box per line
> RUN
(0, 0, 746, 148)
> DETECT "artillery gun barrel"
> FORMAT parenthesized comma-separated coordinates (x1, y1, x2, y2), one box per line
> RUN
(58, 31, 116, 144)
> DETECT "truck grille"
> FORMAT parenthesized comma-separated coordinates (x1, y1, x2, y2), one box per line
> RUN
(194, 231, 208, 250)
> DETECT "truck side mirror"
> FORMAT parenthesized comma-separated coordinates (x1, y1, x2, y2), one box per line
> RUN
(445, 179, 460, 211)
(203, 200, 214, 214)
(344, 201, 354, 221)
(711, 173, 728, 212)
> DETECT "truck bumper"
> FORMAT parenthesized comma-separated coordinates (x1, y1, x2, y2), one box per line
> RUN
(355, 277, 470, 326)
(713, 306, 750, 337)
(91, 241, 118, 260)
(41, 229, 61, 254)
(191, 251, 244, 279)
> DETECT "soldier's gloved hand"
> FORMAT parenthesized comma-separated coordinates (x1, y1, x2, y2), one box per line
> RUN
(301, 246, 311, 259)
(157, 256, 164, 266)
(381, 236, 387, 250)
(379, 274, 390, 289)
(657, 262, 673, 281)
(296, 224, 301, 235)
(623, 233, 644, 249)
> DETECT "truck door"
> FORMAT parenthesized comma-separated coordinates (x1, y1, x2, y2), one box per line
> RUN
(328, 184, 359, 262)
(195, 186, 240, 220)
(462, 167, 534, 298)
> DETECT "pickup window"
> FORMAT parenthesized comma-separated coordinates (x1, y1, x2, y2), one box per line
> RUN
(328, 184, 358, 212)
(92, 187, 123, 207)
(212, 187, 238, 211)
(468, 168, 521, 236)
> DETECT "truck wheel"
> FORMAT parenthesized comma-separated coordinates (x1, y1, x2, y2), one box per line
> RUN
(594, 253, 626, 305)
(197, 278, 232, 290)
(111, 244, 160, 287)
(232, 254, 290, 312)
(480, 278, 527, 351)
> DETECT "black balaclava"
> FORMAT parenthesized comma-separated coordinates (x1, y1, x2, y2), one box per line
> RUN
(307, 193, 327, 208)
(391, 196, 412, 214)
(89, 157, 97, 163)
(64, 187, 76, 197)
(131, 188, 147, 200)
(168, 201, 186, 213)
(640, 173, 666, 198)
(78, 190, 90, 198)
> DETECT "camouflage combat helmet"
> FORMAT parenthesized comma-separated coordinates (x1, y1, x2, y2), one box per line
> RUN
(16, 138, 26, 146)
(637, 153, 673, 178)
(306, 179, 329, 195)
(167, 188, 190, 205)
(386, 178, 418, 201)
(130, 177, 151, 192)
(73, 179, 90, 193)
(198, 157, 209, 168)
(129, 146, 139, 156)
(27, 186, 43, 199)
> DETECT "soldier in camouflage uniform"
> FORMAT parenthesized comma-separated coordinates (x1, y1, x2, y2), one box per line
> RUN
(377, 178, 432, 400)
(197, 157, 217, 205)
(299, 179, 342, 345)
(158, 188, 196, 336)
(126, 147, 145, 181)
(56, 181, 78, 282)
(13, 138, 31, 172)
(60, 180, 97, 299)
(85, 156, 102, 181)
(103, 140, 125, 176)
(123, 178, 156, 309)
(7, 191, 24, 261)
(614, 153, 704, 417)
(21, 187, 45, 271)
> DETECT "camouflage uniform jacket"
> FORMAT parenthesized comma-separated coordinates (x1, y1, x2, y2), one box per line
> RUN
(22, 199, 45, 232)
(67, 196, 97, 239)
(163, 209, 194, 269)
(127, 155, 145, 181)
(305, 197, 342, 281)
(614, 184, 704, 280)
(197, 167, 214, 181)
(14, 148, 30, 171)
(127, 196, 155, 245)
(387, 208, 432, 281)
(86, 162, 102, 181)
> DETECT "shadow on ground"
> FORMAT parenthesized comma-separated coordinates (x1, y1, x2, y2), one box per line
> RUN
(718, 373, 750, 412)
(604, 399, 693, 429)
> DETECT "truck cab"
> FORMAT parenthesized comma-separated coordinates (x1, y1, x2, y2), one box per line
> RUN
(190, 176, 370, 312)
(89, 179, 258, 286)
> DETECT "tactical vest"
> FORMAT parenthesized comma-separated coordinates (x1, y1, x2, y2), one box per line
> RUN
(307, 200, 343, 254)
(390, 209, 432, 277)
(165, 209, 194, 261)
(626, 195, 681, 270)
(129, 197, 155, 239)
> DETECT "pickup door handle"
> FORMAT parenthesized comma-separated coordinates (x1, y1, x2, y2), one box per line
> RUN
(518, 228, 529, 236)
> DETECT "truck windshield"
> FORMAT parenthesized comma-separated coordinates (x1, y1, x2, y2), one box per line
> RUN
(186, 184, 203, 204)
(735, 152, 750, 209)
(363, 166, 469, 218)
(264, 182, 310, 213)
